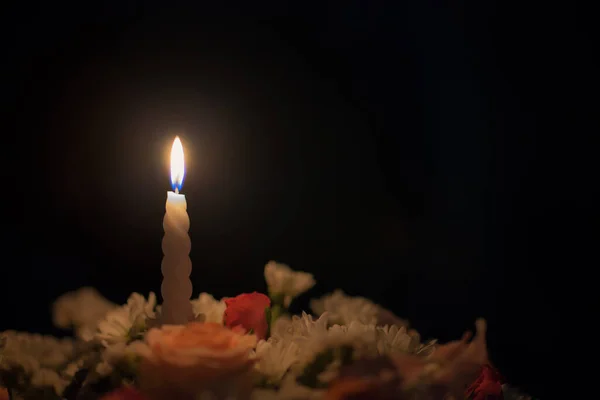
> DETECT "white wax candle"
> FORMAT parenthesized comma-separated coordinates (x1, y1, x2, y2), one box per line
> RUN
(160, 137, 193, 325)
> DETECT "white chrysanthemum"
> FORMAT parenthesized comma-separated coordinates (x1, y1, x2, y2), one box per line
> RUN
(293, 321, 379, 374)
(63, 358, 85, 380)
(253, 337, 300, 385)
(95, 340, 148, 376)
(271, 312, 329, 343)
(325, 322, 379, 356)
(375, 324, 422, 355)
(191, 293, 226, 323)
(30, 368, 69, 396)
(52, 287, 117, 340)
(95, 292, 156, 347)
(0, 331, 75, 375)
(311, 289, 381, 325)
(286, 320, 434, 386)
(264, 261, 316, 307)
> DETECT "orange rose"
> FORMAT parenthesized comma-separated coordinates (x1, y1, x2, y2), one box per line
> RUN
(139, 322, 257, 400)
(224, 292, 271, 340)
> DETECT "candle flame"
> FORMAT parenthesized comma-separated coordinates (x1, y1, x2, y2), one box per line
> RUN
(170, 136, 185, 192)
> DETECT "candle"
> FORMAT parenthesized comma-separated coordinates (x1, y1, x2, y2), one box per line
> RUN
(160, 136, 194, 325)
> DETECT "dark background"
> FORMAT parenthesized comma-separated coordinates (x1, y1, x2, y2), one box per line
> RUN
(2, 2, 594, 398)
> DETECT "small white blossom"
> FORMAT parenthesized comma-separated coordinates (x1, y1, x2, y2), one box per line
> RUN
(271, 312, 329, 344)
(375, 325, 421, 355)
(264, 261, 315, 307)
(52, 287, 117, 340)
(254, 337, 300, 385)
(95, 340, 148, 376)
(324, 322, 379, 357)
(30, 368, 69, 396)
(191, 293, 226, 323)
(311, 289, 381, 325)
(0, 331, 75, 375)
(292, 321, 379, 375)
(63, 358, 85, 379)
(95, 292, 156, 347)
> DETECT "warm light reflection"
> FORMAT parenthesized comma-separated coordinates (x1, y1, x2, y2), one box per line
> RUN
(170, 136, 185, 192)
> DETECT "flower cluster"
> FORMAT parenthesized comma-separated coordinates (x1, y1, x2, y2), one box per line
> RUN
(1, 261, 531, 400)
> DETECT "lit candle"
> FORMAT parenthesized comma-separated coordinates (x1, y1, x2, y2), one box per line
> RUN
(160, 136, 194, 325)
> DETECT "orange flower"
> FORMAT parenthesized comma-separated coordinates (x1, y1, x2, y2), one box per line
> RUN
(139, 322, 257, 399)
(224, 292, 271, 340)
(99, 387, 148, 400)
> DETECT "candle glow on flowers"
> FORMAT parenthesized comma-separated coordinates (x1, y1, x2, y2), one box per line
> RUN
(2, 261, 532, 400)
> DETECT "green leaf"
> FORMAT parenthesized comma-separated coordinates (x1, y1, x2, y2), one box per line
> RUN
(264, 307, 272, 338)
(296, 345, 355, 389)
(296, 348, 335, 388)
(338, 345, 354, 364)
(62, 367, 91, 400)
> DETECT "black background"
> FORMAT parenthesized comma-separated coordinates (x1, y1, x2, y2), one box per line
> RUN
(2, 2, 595, 398)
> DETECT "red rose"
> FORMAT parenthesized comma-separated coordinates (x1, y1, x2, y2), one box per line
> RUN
(465, 364, 504, 400)
(224, 292, 271, 340)
(99, 387, 148, 400)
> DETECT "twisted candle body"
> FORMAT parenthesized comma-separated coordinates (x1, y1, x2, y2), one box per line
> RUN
(160, 191, 193, 325)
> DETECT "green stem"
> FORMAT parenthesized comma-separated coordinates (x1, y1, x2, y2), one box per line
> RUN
(267, 304, 285, 338)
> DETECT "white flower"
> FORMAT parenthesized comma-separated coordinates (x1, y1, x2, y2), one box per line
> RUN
(95, 292, 156, 347)
(52, 287, 117, 340)
(292, 321, 379, 376)
(1, 332, 76, 396)
(375, 325, 422, 355)
(30, 368, 69, 396)
(323, 322, 379, 357)
(96, 340, 148, 376)
(311, 289, 381, 325)
(191, 293, 226, 323)
(0, 331, 75, 375)
(253, 337, 300, 385)
(264, 261, 315, 307)
(271, 312, 329, 344)
(63, 358, 85, 379)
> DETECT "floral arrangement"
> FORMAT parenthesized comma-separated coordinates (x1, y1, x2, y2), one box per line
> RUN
(1, 261, 533, 400)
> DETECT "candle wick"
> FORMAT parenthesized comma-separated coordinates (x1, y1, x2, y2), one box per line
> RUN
(175, 188, 179, 194)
